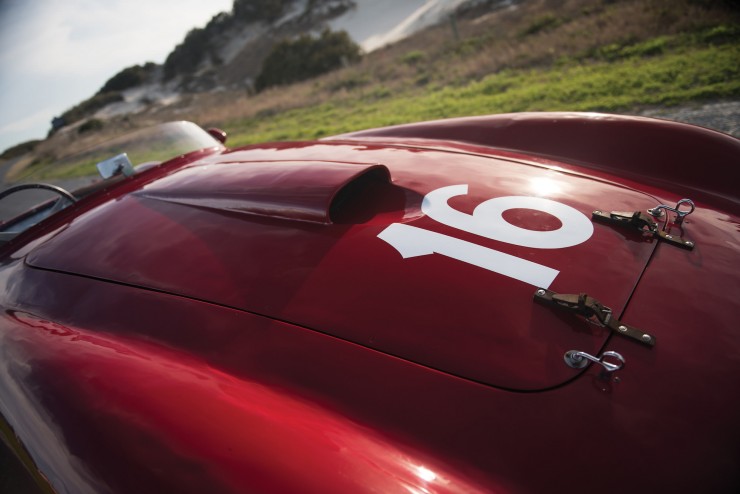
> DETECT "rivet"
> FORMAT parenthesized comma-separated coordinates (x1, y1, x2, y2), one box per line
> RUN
(594, 210, 601, 215)
(641, 334, 652, 342)
(618, 325, 628, 332)
(536, 289, 546, 296)
(666, 234, 672, 239)
(613, 376, 621, 384)
(686, 241, 693, 247)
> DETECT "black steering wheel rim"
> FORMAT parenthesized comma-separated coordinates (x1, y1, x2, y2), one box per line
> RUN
(0, 183, 77, 204)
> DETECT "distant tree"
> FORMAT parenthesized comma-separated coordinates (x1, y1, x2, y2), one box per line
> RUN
(255, 29, 361, 91)
(161, 1, 300, 81)
(204, 11, 234, 35)
(233, 0, 290, 23)
(51, 116, 66, 131)
(98, 63, 156, 94)
(163, 10, 240, 80)
(164, 27, 210, 80)
(51, 92, 124, 134)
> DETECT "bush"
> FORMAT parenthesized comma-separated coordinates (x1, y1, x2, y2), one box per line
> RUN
(255, 29, 361, 91)
(0, 139, 41, 160)
(55, 92, 124, 131)
(78, 118, 104, 134)
(401, 50, 425, 66)
(519, 14, 563, 37)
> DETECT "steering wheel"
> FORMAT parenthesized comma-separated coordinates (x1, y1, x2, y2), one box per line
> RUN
(0, 183, 78, 245)
(0, 183, 77, 204)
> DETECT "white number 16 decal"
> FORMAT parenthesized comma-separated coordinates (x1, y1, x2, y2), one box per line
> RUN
(377, 184, 593, 288)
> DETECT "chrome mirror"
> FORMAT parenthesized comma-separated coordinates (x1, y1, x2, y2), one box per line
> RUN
(97, 153, 134, 179)
(207, 127, 227, 144)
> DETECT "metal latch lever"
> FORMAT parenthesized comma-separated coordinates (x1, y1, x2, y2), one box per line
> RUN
(534, 288, 655, 347)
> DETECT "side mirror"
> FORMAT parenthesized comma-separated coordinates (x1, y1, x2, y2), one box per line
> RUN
(207, 128, 228, 144)
(97, 153, 134, 179)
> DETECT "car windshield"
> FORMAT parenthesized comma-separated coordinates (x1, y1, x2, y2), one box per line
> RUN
(0, 121, 223, 240)
(12, 121, 221, 184)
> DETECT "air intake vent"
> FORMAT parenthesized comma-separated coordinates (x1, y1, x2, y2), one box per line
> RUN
(137, 161, 391, 224)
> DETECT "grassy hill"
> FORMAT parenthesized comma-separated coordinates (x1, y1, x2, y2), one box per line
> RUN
(6, 0, 739, 181)
(212, 0, 740, 147)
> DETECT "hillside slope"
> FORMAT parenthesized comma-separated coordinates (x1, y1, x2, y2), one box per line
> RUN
(52, 0, 487, 132)
(5, 0, 739, 183)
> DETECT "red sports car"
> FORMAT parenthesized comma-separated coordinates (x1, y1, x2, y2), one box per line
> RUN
(0, 114, 738, 493)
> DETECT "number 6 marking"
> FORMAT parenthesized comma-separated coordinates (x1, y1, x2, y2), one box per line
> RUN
(378, 184, 593, 288)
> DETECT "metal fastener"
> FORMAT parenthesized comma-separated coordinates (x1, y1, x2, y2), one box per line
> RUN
(686, 241, 693, 247)
(618, 325, 628, 333)
(666, 234, 672, 239)
(593, 210, 601, 215)
(641, 334, 652, 342)
(536, 289, 546, 296)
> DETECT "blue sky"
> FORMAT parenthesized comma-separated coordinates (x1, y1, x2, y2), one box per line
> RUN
(0, 0, 232, 153)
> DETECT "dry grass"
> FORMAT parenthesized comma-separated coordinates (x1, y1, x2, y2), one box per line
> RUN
(8, 0, 738, 181)
(156, 0, 739, 127)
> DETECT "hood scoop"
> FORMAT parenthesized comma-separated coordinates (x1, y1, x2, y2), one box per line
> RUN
(137, 161, 391, 224)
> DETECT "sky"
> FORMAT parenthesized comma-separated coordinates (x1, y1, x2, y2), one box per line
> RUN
(0, 0, 232, 153)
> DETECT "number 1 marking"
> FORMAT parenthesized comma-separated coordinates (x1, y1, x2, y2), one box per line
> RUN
(378, 223, 559, 288)
(378, 184, 593, 288)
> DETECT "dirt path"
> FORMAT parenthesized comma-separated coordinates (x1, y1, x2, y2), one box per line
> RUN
(0, 155, 22, 185)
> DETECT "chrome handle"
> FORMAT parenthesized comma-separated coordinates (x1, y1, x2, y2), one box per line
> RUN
(564, 350, 625, 373)
(647, 198, 695, 225)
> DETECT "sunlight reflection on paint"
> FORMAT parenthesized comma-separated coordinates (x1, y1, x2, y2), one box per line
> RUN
(416, 465, 437, 482)
(529, 177, 563, 197)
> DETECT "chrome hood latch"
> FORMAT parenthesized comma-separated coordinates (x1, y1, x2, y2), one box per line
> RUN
(591, 208, 695, 250)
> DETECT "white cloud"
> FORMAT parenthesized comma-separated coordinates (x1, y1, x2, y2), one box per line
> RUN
(0, 0, 232, 152)
(2, 0, 233, 77)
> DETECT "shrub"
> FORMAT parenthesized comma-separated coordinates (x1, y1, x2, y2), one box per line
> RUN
(401, 50, 425, 66)
(78, 118, 104, 134)
(1, 139, 41, 160)
(519, 14, 563, 37)
(255, 29, 361, 91)
(55, 92, 124, 131)
(327, 73, 370, 92)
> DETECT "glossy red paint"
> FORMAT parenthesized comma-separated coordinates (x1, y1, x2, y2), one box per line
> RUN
(138, 160, 391, 224)
(0, 298, 490, 493)
(26, 146, 658, 391)
(333, 112, 740, 208)
(1, 113, 739, 493)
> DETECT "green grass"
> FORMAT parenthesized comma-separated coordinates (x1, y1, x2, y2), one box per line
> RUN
(14, 21, 740, 181)
(225, 40, 739, 148)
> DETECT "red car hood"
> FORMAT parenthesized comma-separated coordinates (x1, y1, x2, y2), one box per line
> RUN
(26, 143, 660, 391)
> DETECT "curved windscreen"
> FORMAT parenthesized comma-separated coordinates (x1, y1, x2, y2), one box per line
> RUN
(13, 121, 223, 183)
(0, 121, 223, 239)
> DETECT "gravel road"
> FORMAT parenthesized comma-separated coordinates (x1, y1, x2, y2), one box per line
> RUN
(632, 99, 740, 137)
